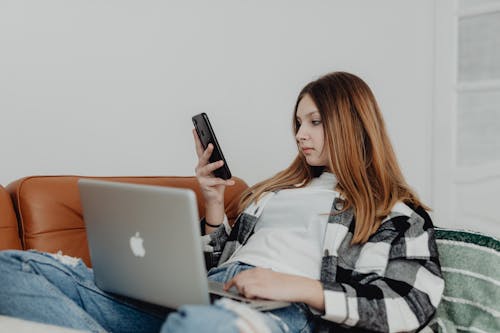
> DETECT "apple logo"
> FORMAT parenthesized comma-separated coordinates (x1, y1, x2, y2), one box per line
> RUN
(129, 232, 146, 257)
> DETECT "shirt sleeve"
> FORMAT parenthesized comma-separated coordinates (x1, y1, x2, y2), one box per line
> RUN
(200, 214, 232, 270)
(320, 215, 444, 332)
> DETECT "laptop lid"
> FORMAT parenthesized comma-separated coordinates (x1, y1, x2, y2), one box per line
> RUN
(78, 179, 210, 309)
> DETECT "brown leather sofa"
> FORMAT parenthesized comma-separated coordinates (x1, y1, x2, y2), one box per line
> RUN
(0, 175, 248, 267)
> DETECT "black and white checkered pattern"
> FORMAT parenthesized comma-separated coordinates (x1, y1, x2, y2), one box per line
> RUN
(201, 193, 444, 333)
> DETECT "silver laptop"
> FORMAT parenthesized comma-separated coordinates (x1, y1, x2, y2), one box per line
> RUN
(78, 179, 290, 311)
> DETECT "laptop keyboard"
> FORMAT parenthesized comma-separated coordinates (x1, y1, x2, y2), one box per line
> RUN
(208, 281, 251, 302)
(207, 281, 291, 311)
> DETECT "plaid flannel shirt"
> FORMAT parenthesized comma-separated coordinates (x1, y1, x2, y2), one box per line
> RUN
(201, 191, 444, 333)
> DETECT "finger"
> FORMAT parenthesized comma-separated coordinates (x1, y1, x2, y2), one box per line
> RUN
(196, 158, 218, 177)
(195, 145, 215, 172)
(197, 143, 214, 167)
(224, 279, 235, 291)
(199, 159, 224, 176)
(203, 177, 235, 187)
(242, 287, 256, 299)
(192, 129, 204, 158)
(224, 273, 246, 293)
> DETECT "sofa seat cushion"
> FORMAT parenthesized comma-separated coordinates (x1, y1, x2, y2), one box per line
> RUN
(7, 176, 248, 267)
(0, 185, 22, 250)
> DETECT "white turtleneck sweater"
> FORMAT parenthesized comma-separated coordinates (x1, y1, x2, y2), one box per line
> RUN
(226, 172, 338, 280)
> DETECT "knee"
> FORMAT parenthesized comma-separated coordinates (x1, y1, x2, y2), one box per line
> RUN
(0, 250, 60, 273)
(0, 249, 25, 269)
(160, 305, 239, 333)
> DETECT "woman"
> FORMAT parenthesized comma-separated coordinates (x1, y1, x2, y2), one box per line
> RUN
(0, 72, 443, 333)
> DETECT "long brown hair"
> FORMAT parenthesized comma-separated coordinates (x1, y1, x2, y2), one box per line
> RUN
(237, 72, 427, 244)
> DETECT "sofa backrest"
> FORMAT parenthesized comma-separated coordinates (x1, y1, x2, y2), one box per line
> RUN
(0, 185, 22, 250)
(6, 176, 248, 266)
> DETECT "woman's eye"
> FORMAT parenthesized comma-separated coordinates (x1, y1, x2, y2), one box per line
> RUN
(312, 120, 322, 125)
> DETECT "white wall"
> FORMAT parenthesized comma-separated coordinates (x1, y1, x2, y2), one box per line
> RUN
(0, 1, 435, 205)
(433, 0, 500, 237)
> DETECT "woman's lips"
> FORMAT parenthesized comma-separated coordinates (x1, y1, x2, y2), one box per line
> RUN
(302, 148, 313, 154)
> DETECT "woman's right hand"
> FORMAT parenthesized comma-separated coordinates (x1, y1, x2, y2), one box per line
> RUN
(193, 128, 235, 206)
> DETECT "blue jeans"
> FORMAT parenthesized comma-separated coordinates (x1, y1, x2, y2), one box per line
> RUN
(0, 250, 315, 333)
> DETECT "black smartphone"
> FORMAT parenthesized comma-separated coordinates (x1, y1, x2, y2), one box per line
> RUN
(192, 113, 232, 180)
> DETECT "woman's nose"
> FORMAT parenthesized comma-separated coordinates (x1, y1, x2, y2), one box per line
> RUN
(296, 127, 308, 141)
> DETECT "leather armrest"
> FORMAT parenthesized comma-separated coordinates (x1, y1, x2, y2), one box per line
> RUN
(0, 185, 22, 250)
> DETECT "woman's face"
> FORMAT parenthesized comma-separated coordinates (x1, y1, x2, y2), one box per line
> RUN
(295, 94, 329, 167)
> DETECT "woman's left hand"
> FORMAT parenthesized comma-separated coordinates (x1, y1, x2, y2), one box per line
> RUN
(223, 267, 324, 310)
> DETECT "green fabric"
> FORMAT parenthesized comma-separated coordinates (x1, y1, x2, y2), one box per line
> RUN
(435, 229, 500, 252)
(430, 228, 500, 333)
(436, 241, 497, 280)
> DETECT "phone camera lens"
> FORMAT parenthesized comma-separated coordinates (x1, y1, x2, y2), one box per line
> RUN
(201, 130, 205, 137)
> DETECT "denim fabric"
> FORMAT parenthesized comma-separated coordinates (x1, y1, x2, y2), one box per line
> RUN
(0, 250, 314, 333)
(0, 250, 168, 333)
(162, 263, 315, 333)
